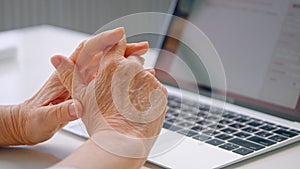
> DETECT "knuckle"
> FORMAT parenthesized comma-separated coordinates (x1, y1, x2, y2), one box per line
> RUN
(55, 105, 64, 122)
(61, 70, 73, 86)
(76, 41, 85, 52)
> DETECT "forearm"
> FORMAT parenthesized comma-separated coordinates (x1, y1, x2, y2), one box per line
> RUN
(53, 139, 146, 169)
(0, 105, 21, 146)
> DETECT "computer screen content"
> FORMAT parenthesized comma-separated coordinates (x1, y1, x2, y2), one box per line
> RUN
(156, 0, 300, 119)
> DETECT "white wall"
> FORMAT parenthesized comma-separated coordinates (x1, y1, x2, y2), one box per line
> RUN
(0, 0, 172, 34)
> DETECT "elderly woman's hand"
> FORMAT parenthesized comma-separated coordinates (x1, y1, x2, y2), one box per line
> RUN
(0, 28, 131, 146)
(52, 31, 168, 159)
(0, 72, 82, 146)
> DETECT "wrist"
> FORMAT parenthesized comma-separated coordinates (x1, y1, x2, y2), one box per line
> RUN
(0, 104, 23, 146)
(53, 138, 146, 169)
(90, 129, 149, 158)
(87, 138, 147, 169)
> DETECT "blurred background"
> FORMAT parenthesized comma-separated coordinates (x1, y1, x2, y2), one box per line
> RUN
(0, 0, 172, 34)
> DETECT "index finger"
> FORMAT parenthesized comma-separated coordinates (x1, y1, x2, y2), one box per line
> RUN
(76, 27, 125, 69)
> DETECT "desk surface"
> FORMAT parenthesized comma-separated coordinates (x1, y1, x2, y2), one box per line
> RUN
(0, 25, 299, 169)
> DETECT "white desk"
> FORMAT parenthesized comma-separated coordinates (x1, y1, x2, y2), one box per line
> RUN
(0, 25, 299, 169)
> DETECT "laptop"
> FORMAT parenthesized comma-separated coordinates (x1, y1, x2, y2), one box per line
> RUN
(63, 0, 300, 168)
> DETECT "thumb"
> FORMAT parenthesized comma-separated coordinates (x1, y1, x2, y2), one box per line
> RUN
(105, 35, 127, 57)
(39, 99, 83, 125)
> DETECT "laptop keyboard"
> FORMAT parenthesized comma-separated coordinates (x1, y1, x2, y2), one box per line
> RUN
(163, 95, 300, 156)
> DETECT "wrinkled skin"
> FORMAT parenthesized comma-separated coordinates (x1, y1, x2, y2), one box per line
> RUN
(90, 39, 168, 137)
(0, 72, 77, 145)
(52, 29, 168, 157)
(0, 27, 149, 146)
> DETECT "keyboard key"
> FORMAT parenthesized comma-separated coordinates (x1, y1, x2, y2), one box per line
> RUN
(167, 99, 175, 105)
(219, 143, 239, 151)
(177, 121, 193, 128)
(221, 128, 238, 134)
(178, 113, 192, 119)
(181, 105, 191, 112)
(168, 102, 180, 109)
(177, 129, 198, 137)
(198, 104, 210, 111)
(209, 109, 223, 116)
(166, 107, 174, 112)
(269, 135, 288, 142)
(234, 132, 251, 138)
(182, 100, 197, 107)
(249, 118, 262, 123)
(273, 129, 298, 138)
(191, 125, 206, 132)
(215, 133, 233, 140)
(234, 117, 249, 123)
(167, 95, 174, 100)
(219, 119, 232, 125)
(183, 115, 198, 121)
(166, 117, 181, 123)
(202, 129, 220, 136)
(277, 125, 289, 130)
(167, 125, 181, 131)
(197, 111, 208, 117)
(242, 127, 259, 133)
(256, 131, 273, 138)
(229, 138, 265, 151)
(247, 121, 263, 127)
(222, 113, 236, 119)
(225, 110, 237, 115)
(265, 121, 276, 126)
(209, 107, 221, 112)
(165, 113, 174, 119)
(260, 125, 277, 131)
(170, 108, 181, 116)
(163, 122, 171, 129)
(247, 136, 276, 146)
(193, 134, 211, 141)
(167, 105, 180, 110)
(208, 124, 224, 130)
(196, 120, 212, 126)
(189, 108, 199, 114)
(290, 129, 300, 133)
(230, 123, 245, 129)
(206, 139, 225, 146)
(233, 148, 254, 155)
(170, 112, 179, 117)
(206, 115, 221, 121)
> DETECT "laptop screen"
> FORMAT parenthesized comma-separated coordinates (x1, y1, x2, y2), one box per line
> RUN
(155, 0, 300, 121)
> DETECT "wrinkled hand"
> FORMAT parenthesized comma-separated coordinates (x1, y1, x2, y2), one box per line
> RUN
(0, 28, 135, 146)
(1, 51, 84, 145)
(52, 29, 168, 157)
(0, 72, 82, 146)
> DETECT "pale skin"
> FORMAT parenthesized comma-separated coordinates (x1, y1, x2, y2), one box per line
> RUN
(0, 27, 167, 169)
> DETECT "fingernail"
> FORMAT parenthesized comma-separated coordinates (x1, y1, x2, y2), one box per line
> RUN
(139, 41, 149, 46)
(113, 27, 124, 32)
(106, 27, 124, 34)
(69, 103, 77, 117)
(150, 69, 156, 75)
(52, 57, 61, 68)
